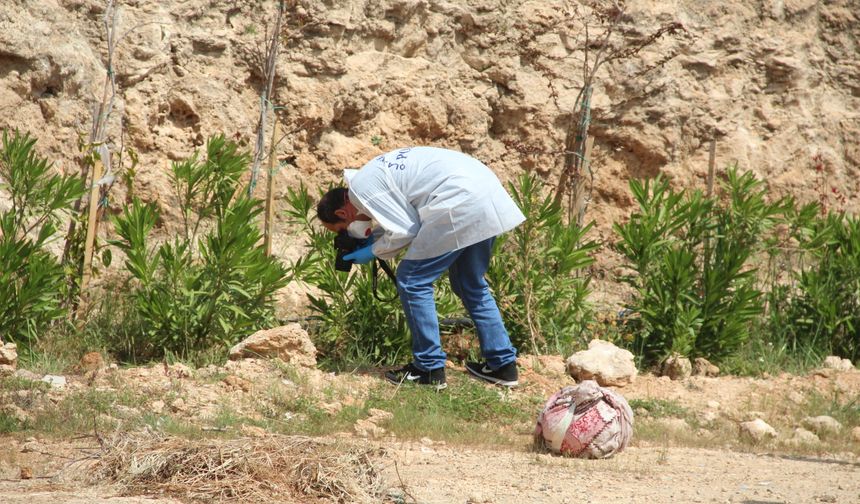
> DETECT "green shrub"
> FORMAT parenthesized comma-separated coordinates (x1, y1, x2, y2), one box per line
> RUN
(109, 135, 288, 360)
(614, 168, 785, 366)
(0, 129, 85, 347)
(769, 211, 860, 361)
(487, 173, 596, 355)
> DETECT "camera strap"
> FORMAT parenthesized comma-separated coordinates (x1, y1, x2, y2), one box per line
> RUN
(372, 259, 399, 302)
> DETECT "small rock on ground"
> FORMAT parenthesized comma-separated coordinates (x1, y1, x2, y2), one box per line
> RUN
(739, 418, 777, 441)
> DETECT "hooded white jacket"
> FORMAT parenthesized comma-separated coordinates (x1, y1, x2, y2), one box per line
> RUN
(345, 147, 526, 261)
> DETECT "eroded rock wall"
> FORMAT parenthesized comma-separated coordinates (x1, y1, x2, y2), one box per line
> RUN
(1, 0, 858, 239)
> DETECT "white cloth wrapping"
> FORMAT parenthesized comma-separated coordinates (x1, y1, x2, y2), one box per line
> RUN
(534, 380, 634, 459)
(344, 147, 525, 260)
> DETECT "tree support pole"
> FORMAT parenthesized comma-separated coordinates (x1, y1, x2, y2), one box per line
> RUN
(77, 158, 103, 319)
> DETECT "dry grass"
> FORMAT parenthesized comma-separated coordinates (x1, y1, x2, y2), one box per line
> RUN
(88, 431, 387, 503)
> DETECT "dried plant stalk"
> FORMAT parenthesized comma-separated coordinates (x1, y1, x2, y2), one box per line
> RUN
(88, 432, 387, 503)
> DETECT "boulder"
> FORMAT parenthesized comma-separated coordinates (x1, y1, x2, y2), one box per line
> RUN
(566, 339, 637, 387)
(802, 415, 842, 436)
(692, 357, 720, 377)
(0, 342, 18, 376)
(660, 353, 692, 380)
(822, 356, 854, 371)
(228, 323, 317, 369)
(852, 426, 860, 443)
(739, 418, 777, 442)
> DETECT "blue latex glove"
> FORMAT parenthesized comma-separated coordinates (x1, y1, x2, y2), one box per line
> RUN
(359, 233, 375, 247)
(343, 243, 375, 265)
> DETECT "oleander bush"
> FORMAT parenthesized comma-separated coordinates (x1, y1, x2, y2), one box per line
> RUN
(0, 129, 85, 348)
(488, 173, 597, 355)
(614, 167, 786, 367)
(109, 135, 288, 360)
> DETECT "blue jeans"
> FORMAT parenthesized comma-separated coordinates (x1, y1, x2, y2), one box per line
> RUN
(396, 237, 517, 371)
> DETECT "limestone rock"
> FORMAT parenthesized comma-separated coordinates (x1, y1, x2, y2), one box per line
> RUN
(222, 374, 252, 392)
(0, 343, 17, 376)
(14, 369, 41, 382)
(21, 439, 44, 453)
(354, 418, 387, 438)
(566, 339, 638, 387)
(1, 404, 31, 424)
(367, 408, 393, 423)
(228, 323, 317, 369)
(852, 426, 860, 443)
(739, 418, 777, 442)
(170, 398, 188, 413)
(167, 363, 194, 379)
(788, 427, 820, 446)
(802, 415, 842, 436)
(693, 357, 720, 377)
(822, 356, 854, 371)
(41, 375, 66, 390)
(660, 353, 692, 380)
(0, 342, 17, 365)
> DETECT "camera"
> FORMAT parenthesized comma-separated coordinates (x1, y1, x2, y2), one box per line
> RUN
(334, 231, 362, 272)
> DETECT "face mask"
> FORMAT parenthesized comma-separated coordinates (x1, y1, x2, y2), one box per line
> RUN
(347, 219, 372, 239)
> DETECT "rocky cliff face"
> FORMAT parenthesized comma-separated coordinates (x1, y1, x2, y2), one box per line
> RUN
(1, 0, 858, 239)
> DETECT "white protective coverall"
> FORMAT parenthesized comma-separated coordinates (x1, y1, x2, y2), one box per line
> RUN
(345, 147, 526, 260)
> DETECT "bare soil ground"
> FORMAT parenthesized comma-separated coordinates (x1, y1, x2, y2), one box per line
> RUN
(388, 443, 859, 504)
(1, 359, 858, 504)
(2, 439, 857, 503)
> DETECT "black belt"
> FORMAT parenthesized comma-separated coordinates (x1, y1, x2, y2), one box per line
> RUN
(372, 258, 399, 302)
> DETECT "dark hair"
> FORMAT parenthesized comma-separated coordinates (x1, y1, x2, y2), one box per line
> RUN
(316, 187, 348, 223)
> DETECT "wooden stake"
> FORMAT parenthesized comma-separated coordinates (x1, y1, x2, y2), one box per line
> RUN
(571, 136, 595, 225)
(263, 120, 279, 257)
(706, 136, 716, 198)
(703, 134, 717, 295)
(78, 158, 103, 317)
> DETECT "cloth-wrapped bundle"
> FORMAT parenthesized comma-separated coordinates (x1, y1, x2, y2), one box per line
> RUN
(533, 380, 634, 458)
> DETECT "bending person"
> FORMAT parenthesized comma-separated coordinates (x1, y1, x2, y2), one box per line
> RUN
(316, 147, 525, 389)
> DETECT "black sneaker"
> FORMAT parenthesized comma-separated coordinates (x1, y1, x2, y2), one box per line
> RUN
(465, 361, 519, 387)
(384, 363, 447, 390)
